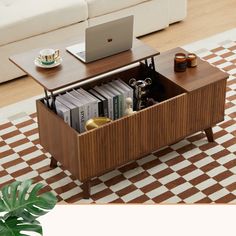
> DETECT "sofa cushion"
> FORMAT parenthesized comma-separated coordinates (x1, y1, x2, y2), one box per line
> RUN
(0, 0, 88, 46)
(86, 0, 150, 18)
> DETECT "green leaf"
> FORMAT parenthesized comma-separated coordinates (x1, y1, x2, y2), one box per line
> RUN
(0, 216, 42, 236)
(0, 180, 57, 222)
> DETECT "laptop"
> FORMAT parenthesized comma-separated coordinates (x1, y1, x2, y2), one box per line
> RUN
(66, 15, 134, 63)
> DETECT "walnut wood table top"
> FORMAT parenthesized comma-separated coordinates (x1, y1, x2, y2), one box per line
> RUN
(155, 47, 229, 92)
(10, 39, 159, 92)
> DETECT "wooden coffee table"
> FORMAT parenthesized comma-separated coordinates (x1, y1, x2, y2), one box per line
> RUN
(10, 42, 228, 198)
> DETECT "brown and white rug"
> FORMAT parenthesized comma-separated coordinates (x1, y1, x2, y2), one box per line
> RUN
(1, 29, 236, 203)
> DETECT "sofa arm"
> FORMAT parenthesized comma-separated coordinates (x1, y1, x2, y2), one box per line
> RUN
(168, 0, 187, 24)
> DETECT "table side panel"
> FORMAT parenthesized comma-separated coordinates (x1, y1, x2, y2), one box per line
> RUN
(77, 93, 188, 181)
(212, 79, 227, 125)
(187, 79, 227, 134)
(36, 100, 80, 179)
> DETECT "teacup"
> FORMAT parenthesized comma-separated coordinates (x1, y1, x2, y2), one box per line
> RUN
(38, 49, 60, 65)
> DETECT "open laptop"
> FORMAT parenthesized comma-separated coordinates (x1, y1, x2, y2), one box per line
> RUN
(66, 15, 134, 63)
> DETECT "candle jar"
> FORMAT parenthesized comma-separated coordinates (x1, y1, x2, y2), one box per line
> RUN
(187, 53, 198, 67)
(174, 53, 187, 72)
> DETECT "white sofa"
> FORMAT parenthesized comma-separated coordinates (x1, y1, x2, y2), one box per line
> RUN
(0, 0, 187, 83)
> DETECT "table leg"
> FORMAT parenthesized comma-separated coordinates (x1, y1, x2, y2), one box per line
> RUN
(50, 157, 58, 168)
(82, 181, 91, 199)
(44, 89, 50, 107)
(50, 91, 56, 112)
(151, 56, 156, 71)
(204, 127, 214, 142)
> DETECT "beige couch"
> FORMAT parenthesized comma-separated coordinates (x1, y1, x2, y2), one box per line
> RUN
(0, 0, 187, 83)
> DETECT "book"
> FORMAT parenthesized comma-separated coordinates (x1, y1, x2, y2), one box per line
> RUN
(89, 89, 108, 117)
(65, 92, 86, 133)
(54, 99, 71, 126)
(103, 84, 122, 119)
(69, 90, 90, 130)
(77, 88, 99, 118)
(113, 79, 134, 109)
(98, 84, 118, 120)
(57, 94, 80, 132)
(93, 86, 113, 119)
(74, 89, 94, 120)
(108, 81, 127, 117)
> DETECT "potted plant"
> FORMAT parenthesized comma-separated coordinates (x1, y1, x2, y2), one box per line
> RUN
(0, 179, 57, 236)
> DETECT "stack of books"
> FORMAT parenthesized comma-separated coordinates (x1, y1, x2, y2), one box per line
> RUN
(53, 79, 133, 133)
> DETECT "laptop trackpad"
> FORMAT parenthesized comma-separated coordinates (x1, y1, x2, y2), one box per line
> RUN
(66, 42, 85, 59)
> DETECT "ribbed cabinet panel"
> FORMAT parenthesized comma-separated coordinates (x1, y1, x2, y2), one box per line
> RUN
(187, 85, 214, 133)
(77, 93, 187, 180)
(187, 80, 226, 134)
(37, 101, 79, 178)
(212, 80, 227, 125)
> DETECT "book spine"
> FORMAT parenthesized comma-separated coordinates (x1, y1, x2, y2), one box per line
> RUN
(108, 97, 113, 120)
(76, 89, 92, 120)
(98, 100, 104, 117)
(113, 95, 118, 120)
(57, 110, 64, 121)
(110, 82, 126, 117)
(87, 101, 92, 119)
(71, 109, 80, 132)
(65, 110, 71, 126)
(75, 109, 80, 132)
(121, 93, 126, 117)
(103, 100, 109, 117)
(79, 89, 97, 119)
(124, 90, 129, 114)
(118, 94, 123, 118)
(93, 101, 99, 118)
(88, 89, 104, 117)
(93, 87, 112, 119)
(79, 104, 86, 132)
(117, 79, 134, 109)
(55, 100, 71, 126)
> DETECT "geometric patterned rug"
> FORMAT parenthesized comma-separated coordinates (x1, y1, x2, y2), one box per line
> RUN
(1, 29, 236, 203)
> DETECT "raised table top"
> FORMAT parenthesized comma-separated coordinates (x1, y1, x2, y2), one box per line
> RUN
(155, 47, 229, 92)
(10, 39, 159, 92)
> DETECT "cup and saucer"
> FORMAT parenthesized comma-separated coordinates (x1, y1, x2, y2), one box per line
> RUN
(34, 49, 62, 68)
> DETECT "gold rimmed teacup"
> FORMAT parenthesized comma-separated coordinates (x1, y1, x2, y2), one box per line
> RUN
(85, 117, 112, 131)
(38, 48, 60, 65)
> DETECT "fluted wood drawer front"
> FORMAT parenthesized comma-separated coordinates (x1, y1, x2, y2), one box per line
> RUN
(78, 93, 187, 181)
(212, 80, 227, 125)
(187, 80, 227, 134)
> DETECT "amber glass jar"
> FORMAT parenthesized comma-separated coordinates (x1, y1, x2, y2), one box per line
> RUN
(174, 53, 187, 72)
(187, 53, 197, 67)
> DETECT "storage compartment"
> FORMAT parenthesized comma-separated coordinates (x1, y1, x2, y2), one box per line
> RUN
(37, 64, 187, 181)
(80, 63, 185, 106)
(40, 63, 186, 132)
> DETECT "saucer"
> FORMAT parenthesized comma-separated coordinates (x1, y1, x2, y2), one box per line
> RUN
(34, 57, 62, 68)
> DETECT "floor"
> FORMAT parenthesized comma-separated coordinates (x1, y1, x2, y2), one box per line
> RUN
(0, 0, 236, 107)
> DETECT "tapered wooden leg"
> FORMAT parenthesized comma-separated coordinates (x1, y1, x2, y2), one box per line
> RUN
(82, 181, 91, 199)
(204, 127, 214, 142)
(50, 157, 58, 168)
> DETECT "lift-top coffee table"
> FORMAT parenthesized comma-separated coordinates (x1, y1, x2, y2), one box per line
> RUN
(10, 40, 228, 198)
